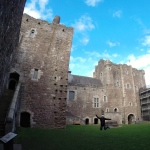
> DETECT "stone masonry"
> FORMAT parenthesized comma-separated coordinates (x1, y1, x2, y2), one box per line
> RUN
(11, 14, 74, 128)
(0, 0, 26, 96)
(67, 59, 146, 124)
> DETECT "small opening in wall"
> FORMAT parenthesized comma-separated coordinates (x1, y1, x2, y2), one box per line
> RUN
(62, 29, 65, 32)
(20, 112, 30, 127)
(114, 108, 117, 112)
(33, 69, 38, 79)
(31, 29, 35, 34)
(26, 19, 28, 22)
(38, 22, 40, 25)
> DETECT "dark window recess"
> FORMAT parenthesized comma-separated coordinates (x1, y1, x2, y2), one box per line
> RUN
(20, 112, 30, 127)
(33, 69, 38, 79)
(69, 91, 75, 100)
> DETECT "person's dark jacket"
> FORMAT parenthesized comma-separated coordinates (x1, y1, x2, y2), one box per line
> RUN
(96, 115, 111, 126)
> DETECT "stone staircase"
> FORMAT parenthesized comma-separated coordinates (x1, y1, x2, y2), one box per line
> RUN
(0, 90, 14, 137)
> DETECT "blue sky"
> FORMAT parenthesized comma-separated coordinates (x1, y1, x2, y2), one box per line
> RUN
(24, 0, 150, 85)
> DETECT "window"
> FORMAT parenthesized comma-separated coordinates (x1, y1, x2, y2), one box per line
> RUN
(103, 96, 107, 102)
(33, 69, 38, 79)
(30, 29, 36, 37)
(126, 83, 130, 89)
(94, 98, 99, 108)
(114, 108, 118, 112)
(69, 91, 75, 100)
(115, 81, 119, 87)
(129, 102, 132, 106)
(106, 108, 109, 112)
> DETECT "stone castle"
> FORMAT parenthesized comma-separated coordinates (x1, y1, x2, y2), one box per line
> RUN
(67, 59, 145, 125)
(11, 14, 74, 128)
(0, 7, 146, 134)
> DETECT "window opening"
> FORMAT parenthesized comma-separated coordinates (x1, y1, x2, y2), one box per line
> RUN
(94, 98, 99, 108)
(69, 91, 75, 100)
(114, 108, 117, 112)
(33, 69, 38, 79)
(103, 96, 107, 102)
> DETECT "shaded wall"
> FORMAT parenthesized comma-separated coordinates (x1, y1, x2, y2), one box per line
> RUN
(0, 0, 26, 96)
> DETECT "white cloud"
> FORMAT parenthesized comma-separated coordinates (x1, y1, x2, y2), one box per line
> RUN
(112, 53, 120, 57)
(85, 0, 103, 7)
(24, 0, 53, 20)
(127, 53, 150, 85)
(107, 41, 120, 47)
(80, 37, 90, 45)
(113, 10, 122, 18)
(72, 15, 95, 32)
(142, 35, 150, 46)
(145, 67, 150, 85)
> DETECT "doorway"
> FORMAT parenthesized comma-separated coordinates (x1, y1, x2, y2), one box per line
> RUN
(20, 112, 31, 127)
(8, 72, 20, 90)
(128, 114, 135, 124)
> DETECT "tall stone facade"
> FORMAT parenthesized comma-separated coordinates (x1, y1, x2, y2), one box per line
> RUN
(67, 59, 146, 124)
(11, 14, 73, 128)
(0, 0, 26, 96)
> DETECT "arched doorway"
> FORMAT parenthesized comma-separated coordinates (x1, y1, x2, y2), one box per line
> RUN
(94, 118, 98, 124)
(20, 112, 31, 127)
(8, 72, 20, 90)
(128, 114, 135, 124)
(85, 118, 89, 125)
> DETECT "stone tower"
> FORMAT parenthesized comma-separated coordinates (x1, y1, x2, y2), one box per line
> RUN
(11, 14, 74, 128)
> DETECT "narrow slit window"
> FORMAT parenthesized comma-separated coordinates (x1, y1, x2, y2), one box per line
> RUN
(33, 69, 38, 79)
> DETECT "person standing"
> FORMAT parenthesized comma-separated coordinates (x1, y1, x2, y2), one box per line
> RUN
(95, 114, 111, 130)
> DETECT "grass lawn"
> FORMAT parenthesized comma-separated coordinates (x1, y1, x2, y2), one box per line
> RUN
(15, 123, 150, 150)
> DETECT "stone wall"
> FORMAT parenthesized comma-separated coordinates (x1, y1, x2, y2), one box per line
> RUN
(12, 14, 73, 128)
(67, 59, 146, 125)
(93, 59, 146, 124)
(0, 0, 26, 96)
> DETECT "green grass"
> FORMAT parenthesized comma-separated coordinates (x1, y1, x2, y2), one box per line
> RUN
(15, 123, 150, 150)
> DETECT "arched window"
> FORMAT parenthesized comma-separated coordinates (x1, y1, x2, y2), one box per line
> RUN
(114, 108, 118, 112)
(30, 29, 36, 37)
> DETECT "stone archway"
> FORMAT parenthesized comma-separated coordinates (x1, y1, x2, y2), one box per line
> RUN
(128, 114, 135, 124)
(20, 112, 31, 127)
(8, 72, 20, 90)
(94, 118, 98, 124)
(85, 118, 89, 125)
